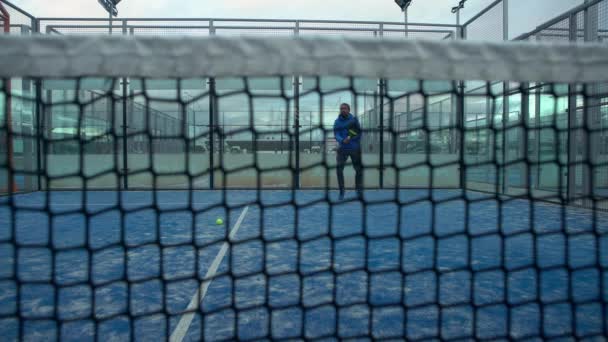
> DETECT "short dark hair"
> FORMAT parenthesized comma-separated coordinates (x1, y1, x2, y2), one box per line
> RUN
(340, 103, 351, 110)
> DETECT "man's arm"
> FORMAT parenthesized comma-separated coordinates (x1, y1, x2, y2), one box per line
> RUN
(334, 121, 346, 143)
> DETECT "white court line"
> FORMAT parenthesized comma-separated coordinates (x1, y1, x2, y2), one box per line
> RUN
(42, 202, 222, 206)
(169, 205, 249, 342)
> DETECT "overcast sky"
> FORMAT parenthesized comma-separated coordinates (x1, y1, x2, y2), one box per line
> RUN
(11, 0, 582, 38)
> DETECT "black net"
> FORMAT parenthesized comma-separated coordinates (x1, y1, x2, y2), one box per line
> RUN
(2, 70, 608, 340)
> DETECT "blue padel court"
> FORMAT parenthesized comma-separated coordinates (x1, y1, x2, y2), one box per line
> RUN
(1, 189, 607, 341)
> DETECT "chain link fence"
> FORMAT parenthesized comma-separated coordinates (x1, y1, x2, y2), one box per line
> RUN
(462, 0, 505, 41)
(1, 0, 606, 198)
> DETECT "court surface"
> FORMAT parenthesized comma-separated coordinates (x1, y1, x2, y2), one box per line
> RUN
(1, 189, 607, 341)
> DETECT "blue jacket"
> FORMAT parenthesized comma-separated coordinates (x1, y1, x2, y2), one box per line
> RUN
(334, 113, 362, 151)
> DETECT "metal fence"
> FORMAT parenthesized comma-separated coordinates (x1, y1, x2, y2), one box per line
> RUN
(460, 0, 608, 43)
(524, 0, 608, 208)
(1, 0, 607, 201)
(0, 0, 460, 39)
(462, 0, 507, 41)
(459, 0, 608, 208)
(514, 0, 608, 42)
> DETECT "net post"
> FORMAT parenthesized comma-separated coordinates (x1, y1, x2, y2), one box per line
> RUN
(452, 9, 467, 190)
(208, 20, 215, 189)
(20, 76, 33, 192)
(566, 13, 578, 203)
(2, 78, 13, 195)
(501, 85, 508, 195)
(121, 20, 129, 190)
(455, 3, 467, 187)
(501, 2, 509, 194)
(294, 21, 301, 189)
(534, 83, 541, 190)
(378, 78, 385, 188)
(208, 78, 215, 189)
(44, 88, 52, 190)
(34, 78, 42, 191)
(457, 81, 466, 189)
(581, 84, 593, 208)
(372, 82, 378, 157)
(449, 86, 455, 154)
(521, 82, 530, 192)
(584, 0, 599, 207)
(533, 35, 542, 191)
(1, 4, 12, 193)
(293, 76, 301, 189)
(567, 87, 578, 203)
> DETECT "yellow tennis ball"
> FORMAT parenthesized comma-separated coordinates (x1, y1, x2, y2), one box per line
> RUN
(216, 218, 224, 225)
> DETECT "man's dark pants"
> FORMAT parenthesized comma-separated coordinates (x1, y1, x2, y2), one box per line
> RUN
(336, 148, 363, 194)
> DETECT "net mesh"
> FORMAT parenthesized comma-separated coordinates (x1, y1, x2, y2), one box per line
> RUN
(1, 35, 608, 341)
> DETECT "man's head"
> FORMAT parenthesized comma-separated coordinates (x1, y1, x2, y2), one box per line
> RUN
(340, 103, 351, 117)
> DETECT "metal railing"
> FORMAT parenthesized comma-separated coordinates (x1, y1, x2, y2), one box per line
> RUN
(4, 0, 605, 43)
(34, 17, 458, 40)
